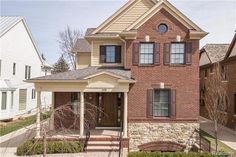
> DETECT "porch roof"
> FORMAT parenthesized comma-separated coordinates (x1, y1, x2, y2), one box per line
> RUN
(27, 66, 132, 82)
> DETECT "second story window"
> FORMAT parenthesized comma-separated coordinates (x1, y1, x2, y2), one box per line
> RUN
(25, 65, 31, 79)
(170, 43, 185, 64)
(140, 43, 154, 64)
(100, 45, 121, 64)
(13, 63, 16, 75)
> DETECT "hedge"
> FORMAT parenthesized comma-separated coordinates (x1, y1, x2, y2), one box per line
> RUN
(16, 139, 83, 155)
(128, 152, 229, 157)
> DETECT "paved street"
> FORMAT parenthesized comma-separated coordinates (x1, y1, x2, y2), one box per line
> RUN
(200, 116, 236, 150)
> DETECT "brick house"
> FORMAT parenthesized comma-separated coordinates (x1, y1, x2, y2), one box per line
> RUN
(200, 33, 236, 130)
(28, 0, 207, 153)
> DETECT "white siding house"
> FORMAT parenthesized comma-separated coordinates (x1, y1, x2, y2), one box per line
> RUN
(0, 16, 52, 120)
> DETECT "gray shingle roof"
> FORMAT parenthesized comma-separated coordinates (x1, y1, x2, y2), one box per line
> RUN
(201, 44, 230, 63)
(0, 16, 22, 36)
(29, 66, 131, 81)
(73, 39, 91, 53)
(85, 28, 118, 38)
(85, 28, 96, 36)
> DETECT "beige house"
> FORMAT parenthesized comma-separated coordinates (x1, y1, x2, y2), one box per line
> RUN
(28, 0, 207, 153)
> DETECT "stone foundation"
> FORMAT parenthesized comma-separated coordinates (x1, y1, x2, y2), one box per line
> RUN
(128, 122, 199, 152)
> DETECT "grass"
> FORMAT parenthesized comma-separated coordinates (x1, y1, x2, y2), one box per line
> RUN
(0, 112, 50, 136)
(200, 130, 236, 155)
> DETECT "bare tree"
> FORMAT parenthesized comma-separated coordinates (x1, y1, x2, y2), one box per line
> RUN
(58, 26, 83, 70)
(204, 62, 229, 152)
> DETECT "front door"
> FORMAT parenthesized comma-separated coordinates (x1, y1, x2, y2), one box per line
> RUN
(97, 93, 119, 127)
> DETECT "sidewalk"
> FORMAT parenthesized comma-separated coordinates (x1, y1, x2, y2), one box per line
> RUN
(0, 147, 119, 157)
(200, 116, 236, 150)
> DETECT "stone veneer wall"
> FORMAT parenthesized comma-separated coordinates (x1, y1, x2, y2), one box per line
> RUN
(128, 122, 199, 151)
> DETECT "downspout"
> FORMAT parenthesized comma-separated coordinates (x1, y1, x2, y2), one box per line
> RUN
(118, 35, 127, 69)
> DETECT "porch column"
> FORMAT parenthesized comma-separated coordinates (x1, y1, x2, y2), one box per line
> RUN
(80, 92, 84, 137)
(49, 92, 55, 130)
(123, 92, 128, 138)
(36, 91, 41, 138)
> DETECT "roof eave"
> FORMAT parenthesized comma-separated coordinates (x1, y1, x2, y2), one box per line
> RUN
(25, 79, 89, 83)
(189, 31, 209, 40)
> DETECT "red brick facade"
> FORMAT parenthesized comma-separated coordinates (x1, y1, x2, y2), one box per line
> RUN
(126, 9, 200, 122)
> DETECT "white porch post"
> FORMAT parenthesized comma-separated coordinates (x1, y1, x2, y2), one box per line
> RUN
(80, 92, 84, 137)
(49, 92, 55, 130)
(123, 92, 128, 138)
(36, 91, 41, 138)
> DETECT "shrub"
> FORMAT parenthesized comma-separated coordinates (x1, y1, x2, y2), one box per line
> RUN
(128, 152, 229, 157)
(16, 139, 83, 156)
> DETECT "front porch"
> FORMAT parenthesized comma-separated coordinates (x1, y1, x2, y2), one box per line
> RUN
(27, 67, 134, 139)
(51, 92, 128, 138)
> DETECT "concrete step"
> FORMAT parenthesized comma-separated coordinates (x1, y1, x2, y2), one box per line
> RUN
(87, 141, 119, 146)
(86, 145, 119, 152)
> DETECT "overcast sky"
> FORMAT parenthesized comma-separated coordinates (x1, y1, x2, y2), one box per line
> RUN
(1, 0, 236, 64)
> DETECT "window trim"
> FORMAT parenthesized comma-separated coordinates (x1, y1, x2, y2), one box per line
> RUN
(101, 45, 122, 64)
(139, 42, 155, 65)
(153, 89, 171, 118)
(170, 42, 186, 65)
(157, 23, 168, 33)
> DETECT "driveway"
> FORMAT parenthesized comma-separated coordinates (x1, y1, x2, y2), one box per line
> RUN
(200, 116, 236, 150)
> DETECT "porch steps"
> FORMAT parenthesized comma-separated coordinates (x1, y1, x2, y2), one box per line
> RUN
(85, 139, 120, 152)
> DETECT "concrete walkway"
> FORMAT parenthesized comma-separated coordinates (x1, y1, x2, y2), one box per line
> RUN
(200, 116, 236, 150)
(0, 147, 119, 157)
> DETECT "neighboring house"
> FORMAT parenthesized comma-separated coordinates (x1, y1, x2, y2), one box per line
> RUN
(200, 33, 236, 130)
(0, 16, 52, 120)
(28, 0, 207, 153)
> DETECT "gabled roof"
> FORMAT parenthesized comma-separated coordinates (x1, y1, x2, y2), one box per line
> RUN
(91, 0, 207, 39)
(225, 33, 236, 59)
(0, 16, 48, 66)
(0, 16, 22, 36)
(92, 0, 156, 34)
(73, 39, 91, 53)
(200, 44, 229, 64)
(126, 0, 203, 31)
(27, 66, 132, 82)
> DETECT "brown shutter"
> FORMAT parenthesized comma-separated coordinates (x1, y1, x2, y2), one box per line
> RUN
(147, 89, 153, 118)
(133, 42, 140, 65)
(164, 43, 171, 64)
(154, 43, 160, 65)
(186, 42, 192, 64)
(100, 46, 106, 63)
(170, 89, 176, 118)
(115, 46, 122, 63)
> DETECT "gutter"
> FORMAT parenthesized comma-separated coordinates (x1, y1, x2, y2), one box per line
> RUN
(118, 35, 127, 68)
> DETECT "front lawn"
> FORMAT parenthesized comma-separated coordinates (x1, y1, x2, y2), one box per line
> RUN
(0, 112, 50, 136)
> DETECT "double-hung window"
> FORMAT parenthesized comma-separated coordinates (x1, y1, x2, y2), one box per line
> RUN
(106, 46, 116, 63)
(139, 43, 154, 64)
(170, 43, 185, 64)
(100, 45, 121, 64)
(25, 65, 31, 79)
(153, 89, 170, 117)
